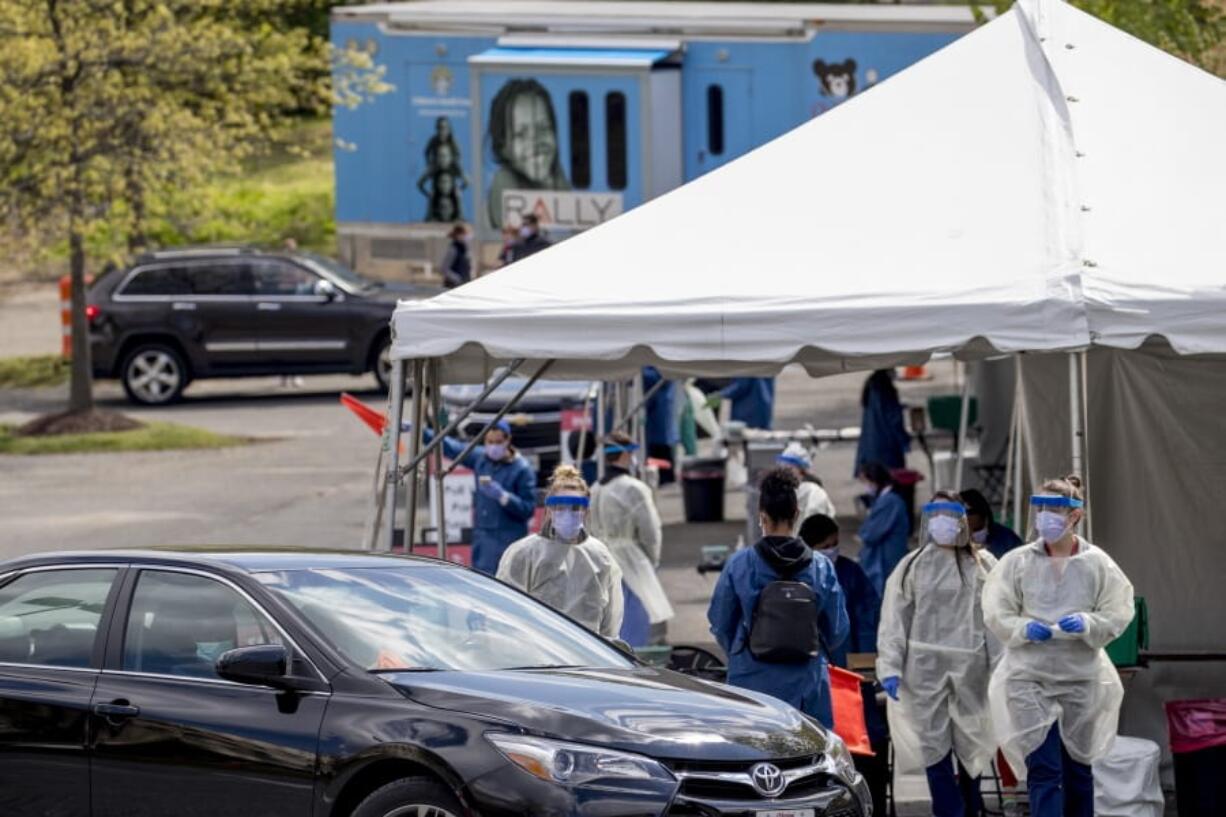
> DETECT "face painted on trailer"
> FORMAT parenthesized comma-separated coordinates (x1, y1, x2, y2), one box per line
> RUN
(507, 94, 557, 184)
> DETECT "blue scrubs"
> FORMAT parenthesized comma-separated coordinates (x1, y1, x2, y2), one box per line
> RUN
(854, 373, 910, 474)
(432, 435, 538, 575)
(984, 521, 1024, 560)
(857, 489, 910, 598)
(643, 367, 678, 447)
(708, 541, 849, 727)
(719, 378, 776, 430)
(828, 555, 880, 668)
(619, 583, 652, 647)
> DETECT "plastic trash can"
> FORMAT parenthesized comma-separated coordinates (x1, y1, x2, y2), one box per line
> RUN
(681, 457, 726, 522)
(1166, 699, 1226, 816)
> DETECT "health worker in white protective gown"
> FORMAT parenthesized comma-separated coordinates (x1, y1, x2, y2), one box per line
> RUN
(877, 492, 999, 817)
(588, 433, 674, 647)
(497, 464, 624, 638)
(983, 475, 1134, 817)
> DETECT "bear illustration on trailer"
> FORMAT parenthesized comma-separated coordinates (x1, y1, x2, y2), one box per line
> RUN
(814, 58, 858, 99)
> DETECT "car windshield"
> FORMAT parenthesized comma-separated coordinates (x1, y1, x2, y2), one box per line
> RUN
(255, 566, 634, 673)
(295, 251, 377, 292)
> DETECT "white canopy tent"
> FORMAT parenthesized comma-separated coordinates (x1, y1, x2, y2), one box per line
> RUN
(384, 0, 1226, 774)
(390, 0, 1226, 377)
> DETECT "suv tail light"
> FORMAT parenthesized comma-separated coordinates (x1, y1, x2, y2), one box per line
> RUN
(85, 304, 101, 323)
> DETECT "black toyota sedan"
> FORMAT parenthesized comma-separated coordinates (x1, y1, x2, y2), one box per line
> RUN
(0, 550, 870, 817)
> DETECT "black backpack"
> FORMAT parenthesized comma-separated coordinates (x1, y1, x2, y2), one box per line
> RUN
(748, 561, 821, 664)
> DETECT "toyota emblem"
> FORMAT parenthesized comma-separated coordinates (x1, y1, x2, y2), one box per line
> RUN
(749, 762, 786, 798)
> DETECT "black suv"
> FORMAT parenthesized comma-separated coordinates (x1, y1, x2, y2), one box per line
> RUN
(87, 247, 439, 405)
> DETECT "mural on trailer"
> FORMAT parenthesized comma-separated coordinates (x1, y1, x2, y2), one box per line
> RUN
(411, 64, 474, 223)
(485, 78, 572, 229)
(811, 58, 878, 117)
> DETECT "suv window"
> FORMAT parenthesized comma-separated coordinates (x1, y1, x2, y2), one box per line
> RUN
(122, 571, 282, 680)
(0, 569, 117, 668)
(191, 263, 254, 296)
(121, 266, 192, 297)
(253, 261, 320, 297)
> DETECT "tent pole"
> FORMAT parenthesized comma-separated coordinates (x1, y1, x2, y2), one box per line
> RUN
(1000, 366, 1018, 523)
(610, 376, 668, 434)
(381, 359, 407, 553)
(634, 371, 647, 479)
(396, 359, 525, 478)
(1079, 350, 1093, 541)
(430, 360, 447, 560)
(404, 360, 426, 553)
(596, 383, 607, 481)
(1013, 356, 1026, 534)
(953, 364, 972, 492)
(1069, 352, 1084, 478)
(440, 360, 556, 478)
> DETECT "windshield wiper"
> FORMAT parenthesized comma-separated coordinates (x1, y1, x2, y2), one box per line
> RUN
(368, 667, 443, 673)
(504, 664, 587, 671)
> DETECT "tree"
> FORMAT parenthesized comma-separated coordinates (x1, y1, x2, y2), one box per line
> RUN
(0, 0, 387, 418)
(971, 0, 1225, 75)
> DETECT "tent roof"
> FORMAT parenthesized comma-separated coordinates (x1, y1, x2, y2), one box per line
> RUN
(391, 0, 1226, 380)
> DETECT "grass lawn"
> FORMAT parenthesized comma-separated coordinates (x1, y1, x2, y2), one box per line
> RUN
(0, 355, 69, 389)
(0, 421, 249, 456)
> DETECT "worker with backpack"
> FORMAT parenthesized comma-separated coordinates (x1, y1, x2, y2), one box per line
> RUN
(708, 467, 850, 728)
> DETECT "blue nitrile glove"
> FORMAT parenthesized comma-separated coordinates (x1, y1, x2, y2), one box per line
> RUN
(1025, 621, 1054, 642)
(479, 481, 508, 505)
(882, 676, 900, 701)
(1058, 614, 1086, 634)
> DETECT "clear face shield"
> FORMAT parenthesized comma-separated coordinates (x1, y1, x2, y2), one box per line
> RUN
(1028, 494, 1084, 545)
(919, 500, 971, 549)
(545, 494, 589, 543)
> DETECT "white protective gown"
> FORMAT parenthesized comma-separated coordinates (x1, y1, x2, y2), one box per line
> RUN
(496, 532, 625, 638)
(983, 538, 1134, 773)
(876, 545, 1000, 776)
(589, 474, 675, 624)
(793, 480, 837, 536)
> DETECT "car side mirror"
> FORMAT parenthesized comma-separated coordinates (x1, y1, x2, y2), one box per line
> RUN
(314, 279, 338, 301)
(607, 638, 636, 657)
(216, 644, 291, 688)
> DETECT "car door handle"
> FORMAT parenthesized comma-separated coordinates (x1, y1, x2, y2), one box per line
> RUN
(172, 301, 197, 311)
(257, 302, 282, 311)
(93, 701, 140, 719)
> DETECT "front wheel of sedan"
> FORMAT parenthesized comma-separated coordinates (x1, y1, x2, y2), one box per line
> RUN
(372, 335, 394, 393)
(121, 343, 187, 405)
(351, 777, 465, 817)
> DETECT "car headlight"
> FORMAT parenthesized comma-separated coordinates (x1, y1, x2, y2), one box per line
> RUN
(825, 733, 858, 782)
(486, 733, 674, 787)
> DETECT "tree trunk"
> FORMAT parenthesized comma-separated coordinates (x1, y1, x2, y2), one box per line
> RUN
(67, 227, 94, 414)
(126, 163, 147, 254)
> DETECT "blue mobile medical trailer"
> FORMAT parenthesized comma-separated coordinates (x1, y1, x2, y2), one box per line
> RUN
(331, 1, 981, 277)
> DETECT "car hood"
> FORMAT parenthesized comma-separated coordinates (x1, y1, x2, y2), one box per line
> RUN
(440, 378, 595, 413)
(386, 666, 829, 761)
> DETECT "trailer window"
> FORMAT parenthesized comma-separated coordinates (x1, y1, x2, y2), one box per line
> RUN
(568, 91, 591, 189)
(706, 85, 725, 156)
(605, 91, 627, 190)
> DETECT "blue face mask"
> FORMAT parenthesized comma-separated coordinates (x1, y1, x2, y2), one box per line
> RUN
(196, 640, 235, 664)
(485, 443, 508, 461)
(551, 509, 584, 542)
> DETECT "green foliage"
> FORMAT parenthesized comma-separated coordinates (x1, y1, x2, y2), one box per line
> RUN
(971, 0, 1225, 73)
(0, 421, 248, 456)
(0, 355, 69, 389)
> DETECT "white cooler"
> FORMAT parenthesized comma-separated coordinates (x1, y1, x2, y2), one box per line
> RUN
(1093, 736, 1165, 817)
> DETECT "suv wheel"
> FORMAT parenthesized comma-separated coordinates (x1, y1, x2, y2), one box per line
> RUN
(121, 343, 187, 405)
(350, 777, 464, 817)
(372, 335, 394, 392)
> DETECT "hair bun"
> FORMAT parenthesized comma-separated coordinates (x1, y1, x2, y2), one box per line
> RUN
(1065, 474, 1084, 490)
(551, 463, 582, 483)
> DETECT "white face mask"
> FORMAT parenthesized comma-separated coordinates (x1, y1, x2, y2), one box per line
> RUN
(519, 225, 534, 238)
(485, 442, 508, 461)
(817, 546, 839, 561)
(1036, 511, 1070, 544)
(551, 509, 584, 542)
(928, 516, 962, 546)
(971, 528, 989, 545)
